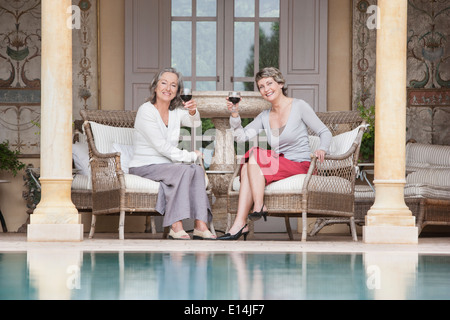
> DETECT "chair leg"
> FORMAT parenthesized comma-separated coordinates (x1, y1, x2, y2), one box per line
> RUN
(144, 216, 157, 234)
(350, 217, 358, 241)
(163, 226, 169, 239)
(301, 211, 307, 242)
(151, 216, 156, 234)
(89, 214, 96, 239)
(285, 216, 294, 240)
(144, 216, 151, 233)
(119, 211, 125, 240)
(309, 218, 327, 236)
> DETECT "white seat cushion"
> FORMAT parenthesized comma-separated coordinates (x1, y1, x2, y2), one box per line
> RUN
(406, 143, 450, 168)
(232, 173, 352, 193)
(124, 174, 160, 192)
(72, 174, 92, 190)
(355, 183, 450, 200)
(406, 168, 450, 188)
(72, 173, 160, 193)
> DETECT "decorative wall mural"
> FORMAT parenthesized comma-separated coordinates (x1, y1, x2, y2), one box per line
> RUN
(352, 0, 450, 145)
(406, 0, 450, 145)
(352, 0, 377, 109)
(73, 0, 98, 117)
(0, 0, 41, 156)
(0, 0, 98, 156)
(407, 0, 450, 89)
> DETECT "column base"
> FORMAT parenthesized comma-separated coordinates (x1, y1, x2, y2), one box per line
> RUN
(363, 225, 418, 244)
(27, 224, 84, 242)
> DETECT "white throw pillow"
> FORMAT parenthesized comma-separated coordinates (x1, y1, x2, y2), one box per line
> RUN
(89, 121, 135, 154)
(111, 143, 134, 174)
(328, 126, 361, 155)
(309, 125, 362, 156)
(72, 141, 90, 176)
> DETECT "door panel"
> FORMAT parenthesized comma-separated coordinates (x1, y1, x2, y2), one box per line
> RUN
(280, 0, 328, 112)
(125, 0, 170, 110)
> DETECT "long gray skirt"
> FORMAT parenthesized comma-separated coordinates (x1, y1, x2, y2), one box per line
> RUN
(129, 163, 212, 227)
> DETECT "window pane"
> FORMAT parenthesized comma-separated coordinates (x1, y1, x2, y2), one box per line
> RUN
(172, 21, 192, 77)
(235, 0, 255, 17)
(183, 81, 192, 90)
(196, 81, 216, 91)
(260, 0, 279, 17)
(234, 22, 254, 78)
(197, 22, 216, 77)
(234, 82, 254, 92)
(259, 22, 279, 70)
(172, 0, 192, 16)
(197, 0, 216, 17)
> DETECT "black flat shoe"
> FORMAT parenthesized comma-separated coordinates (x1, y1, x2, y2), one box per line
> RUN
(217, 224, 248, 241)
(248, 205, 268, 222)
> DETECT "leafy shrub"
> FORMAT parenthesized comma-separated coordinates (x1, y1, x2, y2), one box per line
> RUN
(0, 140, 26, 176)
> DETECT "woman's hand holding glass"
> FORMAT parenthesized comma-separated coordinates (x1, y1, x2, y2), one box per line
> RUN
(226, 91, 241, 117)
(181, 88, 197, 115)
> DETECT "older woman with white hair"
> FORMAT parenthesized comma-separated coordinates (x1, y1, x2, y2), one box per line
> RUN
(129, 67, 215, 240)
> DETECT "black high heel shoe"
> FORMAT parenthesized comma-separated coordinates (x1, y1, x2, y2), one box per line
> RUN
(217, 224, 249, 241)
(248, 205, 268, 222)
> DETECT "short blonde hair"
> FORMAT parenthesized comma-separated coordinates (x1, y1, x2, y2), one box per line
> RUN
(255, 67, 287, 96)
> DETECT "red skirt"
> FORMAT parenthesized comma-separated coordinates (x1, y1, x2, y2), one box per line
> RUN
(241, 147, 310, 186)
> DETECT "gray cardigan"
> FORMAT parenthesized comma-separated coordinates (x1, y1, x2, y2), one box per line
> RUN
(230, 99, 332, 163)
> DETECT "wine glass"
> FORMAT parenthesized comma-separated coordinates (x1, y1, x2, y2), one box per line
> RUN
(228, 91, 241, 112)
(181, 88, 192, 103)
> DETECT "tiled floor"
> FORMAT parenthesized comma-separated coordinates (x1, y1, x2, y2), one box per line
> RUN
(1, 232, 450, 254)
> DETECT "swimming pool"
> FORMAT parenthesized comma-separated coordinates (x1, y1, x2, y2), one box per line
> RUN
(1, 251, 449, 300)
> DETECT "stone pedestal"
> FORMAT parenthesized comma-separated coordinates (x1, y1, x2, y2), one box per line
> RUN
(208, 118, 235, 233)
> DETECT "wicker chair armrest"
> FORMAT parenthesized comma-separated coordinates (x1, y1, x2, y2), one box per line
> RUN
(82, 121, 125, 192)
(301, 156, 318, 193)
(89, 152, 125, 192)
(304, 140, 361, 195)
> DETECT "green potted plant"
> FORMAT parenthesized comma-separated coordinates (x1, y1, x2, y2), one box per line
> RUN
(0, 140, 26, 177)
(357, 103, 375, 163)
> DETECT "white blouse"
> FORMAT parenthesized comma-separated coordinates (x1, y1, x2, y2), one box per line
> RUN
(129, 102, 201, 167)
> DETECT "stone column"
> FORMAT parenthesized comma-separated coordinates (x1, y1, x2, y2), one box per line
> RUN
(28, 0, 83, 241)
(363, 0, 418, 244)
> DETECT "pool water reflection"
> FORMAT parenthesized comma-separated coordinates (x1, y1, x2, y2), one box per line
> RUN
(1, 251, 450, 300)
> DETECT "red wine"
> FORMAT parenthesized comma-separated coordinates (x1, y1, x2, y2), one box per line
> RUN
(181, 94, 192, 102)
(229, 97, 241, 105)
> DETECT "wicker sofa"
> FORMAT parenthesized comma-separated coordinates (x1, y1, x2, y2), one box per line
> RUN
(71, 110, 213, 240)
(354, 141, 450, 234)
(227, 111, 366, 241)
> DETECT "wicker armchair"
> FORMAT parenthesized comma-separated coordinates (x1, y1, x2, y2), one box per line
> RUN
(227, 111, 366, 241)
(80, 109, 214, 240)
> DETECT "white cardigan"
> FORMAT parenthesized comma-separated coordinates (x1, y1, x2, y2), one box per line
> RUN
(129, 102, 201, 167)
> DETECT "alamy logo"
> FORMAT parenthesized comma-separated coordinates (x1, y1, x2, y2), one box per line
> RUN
(366, 265, 381, 290)
(366, 5, 381, 30)
(67, 5, 81, 30)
